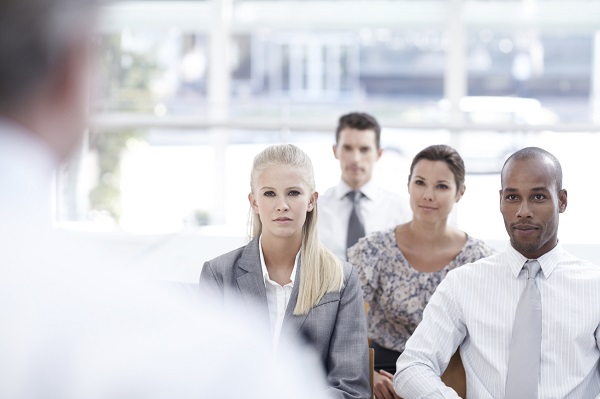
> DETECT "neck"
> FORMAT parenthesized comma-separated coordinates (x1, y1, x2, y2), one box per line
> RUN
(407, 218, 454, 244)
(343, 178, 368, 191)
(261, 233, 302, 270)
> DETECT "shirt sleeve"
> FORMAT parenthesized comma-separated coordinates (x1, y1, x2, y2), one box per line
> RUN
(394, 271, 467, 399)
(347, 236, 379, 304)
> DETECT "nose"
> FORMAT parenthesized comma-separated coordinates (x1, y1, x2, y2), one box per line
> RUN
(516, 200, 533, 218)
(276, 197, 289, 212)
(423, 186, 434, 201)
(350, 149, 361, 162)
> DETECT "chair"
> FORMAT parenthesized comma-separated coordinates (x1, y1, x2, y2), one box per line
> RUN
(440, 350, 466, 398)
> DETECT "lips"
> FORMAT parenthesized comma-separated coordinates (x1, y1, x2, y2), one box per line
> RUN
(273, 217, 292, 222)
(512, 224, 539, 238)
(512, 224, 539, 231)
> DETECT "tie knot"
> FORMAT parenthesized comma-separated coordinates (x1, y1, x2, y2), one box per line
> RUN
(346, 190, 362, 204)
(525, 260, 541, 280)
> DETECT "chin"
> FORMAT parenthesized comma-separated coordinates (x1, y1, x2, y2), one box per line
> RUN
(510, 238, 541, 256)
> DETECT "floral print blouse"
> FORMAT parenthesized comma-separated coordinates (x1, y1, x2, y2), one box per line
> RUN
(347, 228, 494, 353)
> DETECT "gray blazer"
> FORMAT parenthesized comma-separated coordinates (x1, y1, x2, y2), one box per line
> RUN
(199, 237, 370, 399)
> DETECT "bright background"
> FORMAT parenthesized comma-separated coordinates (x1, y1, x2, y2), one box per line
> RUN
(55, 0, 600, 282)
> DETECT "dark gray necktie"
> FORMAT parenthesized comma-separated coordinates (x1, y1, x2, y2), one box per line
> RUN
(346, 190, 365, 250)
(505, 259, 542, 398)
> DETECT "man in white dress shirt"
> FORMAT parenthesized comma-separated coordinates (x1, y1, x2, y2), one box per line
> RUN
(318, 112, 409, 260)
(0, 1, 330, 398)
(394, 147, 600, 399)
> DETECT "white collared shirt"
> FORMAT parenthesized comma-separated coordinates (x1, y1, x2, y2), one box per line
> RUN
(317, 179, 410, 260)
(258, 235, 299, 350)
(395, 243, 600, 399)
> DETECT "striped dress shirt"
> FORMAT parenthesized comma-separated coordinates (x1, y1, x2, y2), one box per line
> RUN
(395, 243, 600, 399)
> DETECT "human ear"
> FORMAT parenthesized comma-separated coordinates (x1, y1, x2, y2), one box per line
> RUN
(248, 192, 259, 214)
(558, 188, 568, 213)
(455, 185, 466, 203)
(332, 143, 339, 160)
(307, 192, 318, 212)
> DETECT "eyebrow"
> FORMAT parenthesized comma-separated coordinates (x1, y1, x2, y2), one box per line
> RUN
(414, 175, 450, 183)
(502, 187, 550, 193)
(260, 186, 303, 191)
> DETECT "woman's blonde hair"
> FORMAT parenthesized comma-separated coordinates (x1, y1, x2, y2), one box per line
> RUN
(249, 144, 344, 315)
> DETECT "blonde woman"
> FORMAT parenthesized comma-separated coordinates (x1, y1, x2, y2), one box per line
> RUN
(200, 144, 370, 399)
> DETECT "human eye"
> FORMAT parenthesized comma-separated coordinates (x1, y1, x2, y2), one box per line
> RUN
(437, 184, 449, 190)
(288, 190, 301, 196)
(263, 191, 275, 197)
(414, 179, 425, 186)
(505, 194, 518, 201)
(360, 146, 371, 153)
(532, 194, 546, 201)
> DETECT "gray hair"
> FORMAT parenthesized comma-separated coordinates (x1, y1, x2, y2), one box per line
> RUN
(0, 0, 101, 111)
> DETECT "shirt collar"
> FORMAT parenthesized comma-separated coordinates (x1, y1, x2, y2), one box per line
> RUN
(334, 179, 377, 201)
(258, 235, 299, 286)
(506, 241, 563, 279)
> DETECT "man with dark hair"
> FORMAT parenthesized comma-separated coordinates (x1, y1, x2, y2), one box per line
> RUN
(395, 147, 600, 398)
(318, 112, 409, 260)
(0, 1, 330, 398)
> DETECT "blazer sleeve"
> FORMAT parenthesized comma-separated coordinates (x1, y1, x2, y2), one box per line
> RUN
(326, 263, 371, 399)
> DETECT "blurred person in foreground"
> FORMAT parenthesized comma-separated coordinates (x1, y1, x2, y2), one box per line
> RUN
(317, 112, 410, 260)
(348, 144, 494, 399)
(200, 144, 371, 399)
(395, 147, 600, 398)
(0, 0, 331, 398)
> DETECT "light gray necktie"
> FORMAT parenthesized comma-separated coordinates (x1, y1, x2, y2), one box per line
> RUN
(346, 190, 365, 250)
(505, 259, 542, 398)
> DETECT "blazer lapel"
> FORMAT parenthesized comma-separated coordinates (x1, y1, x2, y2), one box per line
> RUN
(236, 237, 270, 324)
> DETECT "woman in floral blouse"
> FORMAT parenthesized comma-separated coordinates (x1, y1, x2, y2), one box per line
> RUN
(348, 144, 494, 399)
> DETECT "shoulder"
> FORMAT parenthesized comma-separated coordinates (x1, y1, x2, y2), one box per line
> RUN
(348, 229, 395, 257)
(316, 186, 339, 217)
(559, 251, 600, 278)
(463, 235, 496, 258)
(318, 185, 338, 201)
(359, 228, 395, 247)
(204, 244, 247, 273)
(341, 260, 360, 288)
(448, 251, 505, 279)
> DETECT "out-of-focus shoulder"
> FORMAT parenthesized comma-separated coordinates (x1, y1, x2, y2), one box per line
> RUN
(205, 245, 246, 269)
